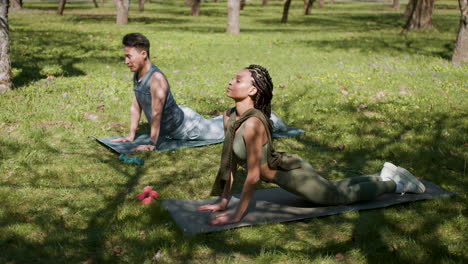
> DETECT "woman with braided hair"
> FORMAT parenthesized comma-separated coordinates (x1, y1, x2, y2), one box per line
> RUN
(197, 64, 426, 225)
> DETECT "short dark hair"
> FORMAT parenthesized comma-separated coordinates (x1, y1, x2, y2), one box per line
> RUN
(122, 33, 150, 57)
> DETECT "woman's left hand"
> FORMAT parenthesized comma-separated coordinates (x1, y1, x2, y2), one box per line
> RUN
(131, 144, 155, 152)
(210, 212, 240, 225)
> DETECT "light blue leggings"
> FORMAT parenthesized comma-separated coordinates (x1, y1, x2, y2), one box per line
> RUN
(170, 106, 288, 141)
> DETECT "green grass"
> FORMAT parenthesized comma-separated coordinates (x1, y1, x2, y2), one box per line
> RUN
(1, 0, 467, 263)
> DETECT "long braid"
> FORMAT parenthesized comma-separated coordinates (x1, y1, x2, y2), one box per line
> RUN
(246, 64, 273, 118)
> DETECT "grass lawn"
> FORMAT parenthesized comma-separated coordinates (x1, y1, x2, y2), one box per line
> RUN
(1, 0, 467, 262)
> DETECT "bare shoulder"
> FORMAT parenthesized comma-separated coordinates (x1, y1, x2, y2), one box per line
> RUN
(243, 117, 265, 137)
(150, 72, 166, 83)
(149, 72, 168, 96)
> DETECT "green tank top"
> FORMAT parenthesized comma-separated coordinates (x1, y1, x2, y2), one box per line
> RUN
(232, 122, 269, 168)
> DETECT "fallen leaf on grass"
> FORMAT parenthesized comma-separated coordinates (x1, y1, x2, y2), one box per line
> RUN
(356, 103, 367, 111)
(152, 250, 163, 262)
(335, 144, 346, 151)
(108, 122, 125, 129)
(39, 120, 73, 129)
(112, 246, 122, 256)
(83, 112, 99, 121)
(335, 253, 345, 261)
(399, 85, 411, 95)
(96, 104, 106, 112)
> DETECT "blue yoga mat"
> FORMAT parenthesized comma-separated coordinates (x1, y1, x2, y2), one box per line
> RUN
(94, 127, 305, 154)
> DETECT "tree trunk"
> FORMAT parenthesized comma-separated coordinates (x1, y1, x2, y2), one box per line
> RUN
(101, 0, 105, 7)
(184, 0, 192, 7)
(262, 0, 267, 7)
(9, 0, 21, 11)
(226, 0, 240, 34)
(139, 0, 145, 11)
(281, 0, 292, 23)
(0, 0, 12, 94)
(452, 0, 468, 62)
(92, 0, 98, 8)
(114, 0, 129, 25)
(318, 0, 324, 8)
(403, 0, 434, 31)
(57, 0, 67, 15)
(191, 0, 201, 16)
(240, 0, 245, 10)
(304, 0, 314, 15)
(403, 0, 415, 19)
(393, 0, 400, 10)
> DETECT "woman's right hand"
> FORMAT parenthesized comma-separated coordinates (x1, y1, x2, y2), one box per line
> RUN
(197, 203, 226, 212)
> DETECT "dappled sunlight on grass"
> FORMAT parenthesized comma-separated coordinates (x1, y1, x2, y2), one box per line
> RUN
(1, 0, 467, 262)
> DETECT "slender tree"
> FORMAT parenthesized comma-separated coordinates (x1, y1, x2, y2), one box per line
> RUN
(0, 0, 12, 94)
(403, 0, 415, 19)
(114, 0, 129, 25)
(226, 0, 240, 34)
(9, 0, 21, 11)
(281, 0, 292, 23)
(240, 0, 246, 10)
(262, 0, 267, 7)
(139, 0, 145, 11)
(318, 0, 324, 8)
(403, 0, 434, 31)
(304, 0, 315, 15)
(191, 0, 201, 16)
(92, 0, 99, 8)
(101, 0, 105, 7)
(57, 0, 67, 15)
(452, 0, 468, 62)
(393, 0, 400, 10)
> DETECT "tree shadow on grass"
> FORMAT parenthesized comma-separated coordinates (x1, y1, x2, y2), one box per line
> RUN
(0, 95, 466, 262)
(159, 95, 466, 262)
(0, 130, 151, 262)
(10, 29, 120, 88)
(64, 13, 191, 24)
(256, 12, 405, 32)
(295, 35, 454, 60)
(23, 2, 97, 11)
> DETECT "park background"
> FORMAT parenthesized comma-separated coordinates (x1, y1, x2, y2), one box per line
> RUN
(0, 0, 467, 263)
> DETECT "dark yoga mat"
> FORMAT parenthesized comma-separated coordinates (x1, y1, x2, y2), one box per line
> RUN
(162, 180, 454, 236)
(94, 127, 305, 154)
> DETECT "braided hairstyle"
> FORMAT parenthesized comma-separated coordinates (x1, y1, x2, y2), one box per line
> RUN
(246, 64, 273, 118)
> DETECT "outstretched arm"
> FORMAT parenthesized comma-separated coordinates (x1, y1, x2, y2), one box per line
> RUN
(197, 166, 236, 213)
(210, 117, 265, 225)
(197, 110, 236, 213)
(131, 72, 168, 152)
(112, 95, 141, 142)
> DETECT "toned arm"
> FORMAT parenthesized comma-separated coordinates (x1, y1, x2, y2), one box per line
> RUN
(210, 116, 267, 225)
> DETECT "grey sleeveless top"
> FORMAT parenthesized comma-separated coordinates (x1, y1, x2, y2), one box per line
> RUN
(133, 64, 184, 137)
